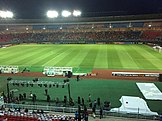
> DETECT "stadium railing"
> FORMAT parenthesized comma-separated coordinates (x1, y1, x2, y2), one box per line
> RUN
(3, 103, 160, 120)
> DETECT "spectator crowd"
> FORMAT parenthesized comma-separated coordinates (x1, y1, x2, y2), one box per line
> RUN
(0, 30, 162, 44)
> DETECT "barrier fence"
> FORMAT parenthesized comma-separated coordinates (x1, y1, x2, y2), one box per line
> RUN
(3, 103, 161, 120)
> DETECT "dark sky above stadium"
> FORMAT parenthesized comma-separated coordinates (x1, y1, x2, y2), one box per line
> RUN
(0, 0, 162, 19)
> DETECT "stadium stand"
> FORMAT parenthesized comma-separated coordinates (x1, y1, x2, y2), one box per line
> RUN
(0, 109, 75, 121)
(143, 22, 162, 28)
(0, 21, 162, 45)
(141, 31, 162, 41)
(0, 31, 158, 44)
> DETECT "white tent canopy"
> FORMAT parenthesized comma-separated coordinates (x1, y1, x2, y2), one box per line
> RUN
(110, 96, 158, 116)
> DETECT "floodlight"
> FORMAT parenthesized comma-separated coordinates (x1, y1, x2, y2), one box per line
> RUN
(43, 27, 46, 30)
(148, 24, 152, 27)
(0, 10, 13, 18)
(47, 10, 58, 18)
(0, 11, 5, 18)
(73, 10, 81, 16)
(6, 11, 13, 18)
(6, 28, 9, 31)
(62, 10, 71, 17)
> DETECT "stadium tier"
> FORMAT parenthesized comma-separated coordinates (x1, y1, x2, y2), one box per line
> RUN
(0, 31, 162, 44)
(0, 20, 162, 45)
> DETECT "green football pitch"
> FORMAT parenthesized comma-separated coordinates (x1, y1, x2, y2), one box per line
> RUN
(0, 44, 162, 114)
(0, 44, 162, 72)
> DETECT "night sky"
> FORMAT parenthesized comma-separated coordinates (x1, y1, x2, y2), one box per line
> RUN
(0, 0, 162, 19)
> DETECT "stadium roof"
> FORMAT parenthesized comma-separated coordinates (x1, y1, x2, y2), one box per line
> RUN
(0, 14, 162, 25)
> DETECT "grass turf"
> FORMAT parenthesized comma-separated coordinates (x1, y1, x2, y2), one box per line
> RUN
(0, 44, 162, 72)
(0, 44, 162, 113)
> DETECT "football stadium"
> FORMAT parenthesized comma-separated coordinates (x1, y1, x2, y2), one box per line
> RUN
(0, 5, 162, 121)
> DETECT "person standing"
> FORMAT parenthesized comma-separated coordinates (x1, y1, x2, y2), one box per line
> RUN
(93, 100, 97, 108)
(32, 94, 36, 105)
(97, 97, 100, 106)
(88, 94, 91, 102)
(45, 89, 48, 95)
(84, 111, 88, 121)
(78, 96, 81, 105)
(75, 111, 78, 121)
(77, 75, 80, 81)
(64, 96, 67, 106)
(92, 106, 96, 118)
(23, 93, 26, 100)
(83, 106, 88, 121)
(82, 97, 84, 106)
(47, 95, 50, 105)
(29, 91, 33, 98)
(100, 107, 103, 119)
